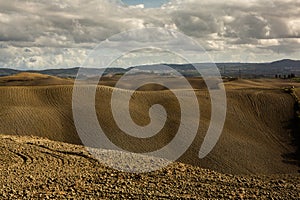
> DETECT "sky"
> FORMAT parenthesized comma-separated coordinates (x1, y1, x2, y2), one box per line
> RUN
(122, 0, 169, 8)
(0, 0, 299, 69)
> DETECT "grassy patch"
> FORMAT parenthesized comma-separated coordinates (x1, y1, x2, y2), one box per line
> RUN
(292, 77, 300, 83)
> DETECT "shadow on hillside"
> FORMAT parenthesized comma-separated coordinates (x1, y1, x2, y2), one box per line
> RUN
(281, 103, 300, 172)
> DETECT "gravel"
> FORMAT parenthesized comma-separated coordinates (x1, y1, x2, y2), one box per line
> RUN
(1, 135, 299, 199)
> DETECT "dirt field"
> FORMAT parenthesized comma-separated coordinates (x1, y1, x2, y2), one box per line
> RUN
(0, 135, 299, 199)
(0, 73, 299, 198)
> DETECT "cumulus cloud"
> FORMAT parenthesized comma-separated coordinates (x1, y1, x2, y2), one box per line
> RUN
(0, 0, 299, 69)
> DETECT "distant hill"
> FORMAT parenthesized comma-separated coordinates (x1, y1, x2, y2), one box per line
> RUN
(0, 68, 20, 76)
(1, 59, 299, 78)
(0, 67, 127, 78)
(270, 59, 300, 68)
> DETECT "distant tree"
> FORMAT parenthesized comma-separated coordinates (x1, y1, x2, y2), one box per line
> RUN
(275, 74, 278, 78)
(291, 73, 296, 78)
(288, 74, 291, 79)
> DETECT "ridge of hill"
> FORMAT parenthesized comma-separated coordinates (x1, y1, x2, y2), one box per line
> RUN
(0, 72, 74, 86)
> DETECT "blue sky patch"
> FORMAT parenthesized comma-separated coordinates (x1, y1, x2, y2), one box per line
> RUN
(122, 0, 169, 8)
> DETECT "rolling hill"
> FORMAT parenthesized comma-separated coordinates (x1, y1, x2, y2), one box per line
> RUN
(0, 74, 299, 175)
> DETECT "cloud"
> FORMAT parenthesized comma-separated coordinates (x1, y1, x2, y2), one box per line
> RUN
(0, 0, 299, 69)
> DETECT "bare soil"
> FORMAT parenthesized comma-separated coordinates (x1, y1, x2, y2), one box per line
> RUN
(0, 73, 299, 198)
(0, 135, 299, 199)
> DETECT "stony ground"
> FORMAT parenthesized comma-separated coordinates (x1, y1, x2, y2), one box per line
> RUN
(0, 135, 299, 199)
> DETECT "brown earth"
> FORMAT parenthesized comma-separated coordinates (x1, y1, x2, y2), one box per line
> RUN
(0, 73, 299, 198)
(0, 73, 74, 86)
(1, 135, 299, 199)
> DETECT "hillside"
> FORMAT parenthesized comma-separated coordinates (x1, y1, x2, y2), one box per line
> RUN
(0, 73, 74, 86)
(0, 76, 299, 175)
